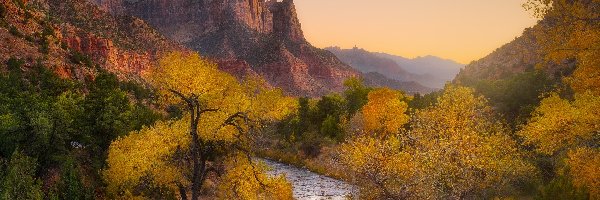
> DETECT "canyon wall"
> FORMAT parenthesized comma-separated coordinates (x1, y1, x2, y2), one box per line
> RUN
(89, 0, 359, 96)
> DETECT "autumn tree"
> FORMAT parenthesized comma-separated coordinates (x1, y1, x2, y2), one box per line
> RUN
(341, 86, 533, 199)
(519, 92, 600, 198)
(408, 85, 533, 199)
(104, 52, 296, 200)
(340, 87, 414, 199)
(524, 0, 600, 94)
(520, 1, 600, 197)
(361, 88, 409, 137)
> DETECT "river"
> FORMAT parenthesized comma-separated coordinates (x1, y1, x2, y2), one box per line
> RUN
(260, 159, 357, 200)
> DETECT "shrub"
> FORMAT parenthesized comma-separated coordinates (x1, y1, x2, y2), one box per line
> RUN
(0, 4, 7, 19)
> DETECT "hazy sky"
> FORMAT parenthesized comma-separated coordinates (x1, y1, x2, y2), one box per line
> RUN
(294, 0, 539, 64)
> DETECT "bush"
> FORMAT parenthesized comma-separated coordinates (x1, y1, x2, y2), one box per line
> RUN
(536, 175, 589, 200)
(0, 4, 7, 19)
(8, 25, 23, 38)
(0, 151, 44, 200)
(70, 51, 93, 67)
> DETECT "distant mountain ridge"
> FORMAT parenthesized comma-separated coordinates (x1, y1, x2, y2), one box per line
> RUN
(375, 53, 464, 81)
(326, 47, 463, 89)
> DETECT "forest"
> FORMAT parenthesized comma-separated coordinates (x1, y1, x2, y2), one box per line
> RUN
(0, 0, 598, 199)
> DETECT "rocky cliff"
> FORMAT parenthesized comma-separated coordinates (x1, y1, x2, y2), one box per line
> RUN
(0, 0, 182, 81)
(89, 0, 359, 96)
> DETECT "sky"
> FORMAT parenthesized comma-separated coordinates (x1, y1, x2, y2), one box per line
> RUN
(294, 0, 539, 64)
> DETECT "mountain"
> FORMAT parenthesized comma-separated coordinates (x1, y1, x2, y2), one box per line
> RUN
(375, 53, 464, 84)
(326, 46, 458, 89)
(363, 72, 435, 94)
(453, 23, 572, 85)
(87, 0, 360, 97)
(0, 0, 182, 81)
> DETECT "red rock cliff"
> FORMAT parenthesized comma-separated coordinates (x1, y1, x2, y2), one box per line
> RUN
(87, 0, 359, 96)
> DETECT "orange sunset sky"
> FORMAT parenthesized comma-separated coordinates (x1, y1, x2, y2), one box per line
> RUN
(294, 0, 539, 64)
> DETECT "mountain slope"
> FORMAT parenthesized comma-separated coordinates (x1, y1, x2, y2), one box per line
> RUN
(88, 0, 360, 96)
(0, 0, 182, 81)
(454, 23, 573, 85)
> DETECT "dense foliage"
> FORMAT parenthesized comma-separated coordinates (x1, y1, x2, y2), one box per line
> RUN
(104, 52, 296, 199)
(0, 59, 161, 199)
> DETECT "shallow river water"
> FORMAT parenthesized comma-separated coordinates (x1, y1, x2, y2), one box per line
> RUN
(260, 159, 357, 200)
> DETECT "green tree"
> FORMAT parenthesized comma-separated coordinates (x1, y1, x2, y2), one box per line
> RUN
(343, 77, 371, 116)
(320, 115, 343, 140)
(0, 151, 43, 200)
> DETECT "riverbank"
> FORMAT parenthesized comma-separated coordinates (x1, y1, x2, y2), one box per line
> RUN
(259, 158, 357, 200)
(257, 146, 351, 183)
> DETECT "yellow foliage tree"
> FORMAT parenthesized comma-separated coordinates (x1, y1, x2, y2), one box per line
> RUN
(341, 85, 533, 199)
(361, 88, 409, 137)
(524, 0, 600, 95)
(521, 1, 600, 197)
(519, 92, 600, 197)
(104, 52, 296, 200)
(340, 136, 417, 199)
(409, 85, 533, 199)
(217, 155, 293, 200)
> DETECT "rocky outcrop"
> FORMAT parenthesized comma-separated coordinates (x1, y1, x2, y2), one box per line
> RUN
(45, 0, 183, 79)
(88, 0, 359, 96)
(62, 25, 152, 76)
(0, 0, 183, 83)
(270, 0, 304, 43)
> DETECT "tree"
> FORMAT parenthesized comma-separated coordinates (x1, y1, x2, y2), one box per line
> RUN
(0, 151, 43, 200)
(343, 77, 371, 116)
(341, 85, 533, 199)
(217, 155, 293, 200)
(320, 115, 343, 140)
(518, 92, 600, 198)
(408, 85, 533, 199)
(340, 136, 416, 199)
(520, 2, 600, 197)
(524, 0, 600, 95)
(361, 88, 409, 137)
(105, 52, 295, 200)
(340, 88, 413, 199)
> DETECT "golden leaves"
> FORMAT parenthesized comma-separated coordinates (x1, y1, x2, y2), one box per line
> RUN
(519, 92, 600, 196)
(341, 85, 533, 199)
(362, 88, 409, 136)
(410, 85, 533, 198)
(145, 52, 239, 106)
(105, 51, 296, 198)
(519, 92, 600, 155)
(217, 155, 293, 200)
(527, 0, 600, 95)
(104, 120, 190, 195)
(567, 147, 600, 199)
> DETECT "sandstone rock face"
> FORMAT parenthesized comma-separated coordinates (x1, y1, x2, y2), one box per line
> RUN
(270, 0, 304, 43)
(89, 0, 359, 96)
(1, 0, 184, 84)
(44, 0, 183, 79)
(62, 26, 152, 77)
